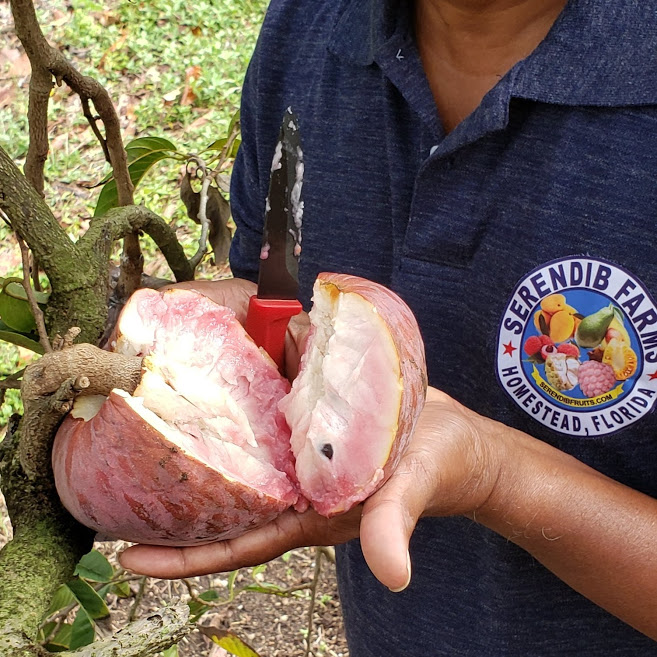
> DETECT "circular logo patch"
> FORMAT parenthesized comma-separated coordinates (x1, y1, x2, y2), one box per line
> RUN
(497, 256, 657, 437)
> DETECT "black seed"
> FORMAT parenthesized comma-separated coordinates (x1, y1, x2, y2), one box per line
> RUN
(321, 443, 334, 460)
(180, 472, 188, 482)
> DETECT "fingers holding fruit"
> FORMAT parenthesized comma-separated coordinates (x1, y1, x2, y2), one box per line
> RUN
(359, 387, 503, 591)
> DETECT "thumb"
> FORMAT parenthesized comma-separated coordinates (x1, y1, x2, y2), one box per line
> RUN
(358, 452, 434, 592)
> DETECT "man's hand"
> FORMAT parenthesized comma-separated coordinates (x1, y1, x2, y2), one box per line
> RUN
(119, 384, 501, 592)
(118, 278, 657, 636)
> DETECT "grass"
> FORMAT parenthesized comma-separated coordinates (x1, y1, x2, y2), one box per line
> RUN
(0, 0, 268, 426)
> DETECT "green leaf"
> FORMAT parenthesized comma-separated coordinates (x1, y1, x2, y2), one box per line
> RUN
(204, 137, 240, 159)
(39, 621, 57, 641)
(230, 137, 242, 158)
(96, 583, 112, 600)
(66, 578, 110, 619)
(251, 564, 267, 578)
(206, 136, 228, 152)
(228, 109, 240, 135)
(74, 549, 114, 583)
(227, 569, 238, 597)
(204, 109, 240, 159)
(2, 279, 50, 305)
(94, 136, 179, 217)
(0, 279, 37, 333)
(188, 589, 221, 623)
(111, 580, 133, 598)
(125, 136, 178, 158)
(96, 136, 181, 187)
(47, 584, 75, 616)
(69, 608, 95, 650)
(43, 622, 73, 652)
(0, 319, 44, 353)
(162, 644, 179, 657)
(214, 633, 261, 657)
(198, 627, 261, 657)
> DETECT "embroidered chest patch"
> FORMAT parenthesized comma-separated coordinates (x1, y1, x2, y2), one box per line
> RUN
(497, 256, 657, 437)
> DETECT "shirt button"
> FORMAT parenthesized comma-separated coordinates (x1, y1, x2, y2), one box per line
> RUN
(430, 145, 439, 156)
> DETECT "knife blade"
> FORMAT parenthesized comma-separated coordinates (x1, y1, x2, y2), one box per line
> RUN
(244, 107, 303, 372)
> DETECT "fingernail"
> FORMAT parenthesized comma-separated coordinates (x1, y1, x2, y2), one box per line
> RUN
(388, 550, 411, 593)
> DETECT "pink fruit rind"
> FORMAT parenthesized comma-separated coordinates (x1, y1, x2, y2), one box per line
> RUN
(282, 273, 428, 517)
(53, 391, 296, 546)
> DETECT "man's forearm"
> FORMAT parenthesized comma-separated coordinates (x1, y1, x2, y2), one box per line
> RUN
(475, 422, 657, 640)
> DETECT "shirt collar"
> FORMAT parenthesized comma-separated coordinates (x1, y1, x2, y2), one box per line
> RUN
(328, 0, 657, 107)
(327, 0, 410, 67)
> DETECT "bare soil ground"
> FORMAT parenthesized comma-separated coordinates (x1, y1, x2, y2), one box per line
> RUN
(98, 543, 348, 657)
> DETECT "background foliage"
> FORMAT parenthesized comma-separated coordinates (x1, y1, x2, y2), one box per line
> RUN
(0, 0, 267, 426)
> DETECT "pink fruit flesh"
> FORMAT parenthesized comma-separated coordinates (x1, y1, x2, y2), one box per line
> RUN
(52, 288, 297, 546)
(280, 273, 427, 516)
(112, 288, 295, 481)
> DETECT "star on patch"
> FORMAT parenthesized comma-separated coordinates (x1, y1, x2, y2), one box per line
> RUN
(503, 341, 517, 356)
(648, 370, 657, 381)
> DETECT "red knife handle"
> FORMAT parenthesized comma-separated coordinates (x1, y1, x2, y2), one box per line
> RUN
(245, 296, 303, 372)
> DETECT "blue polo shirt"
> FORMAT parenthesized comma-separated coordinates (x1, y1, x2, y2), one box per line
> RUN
(230, 0, 657, 654)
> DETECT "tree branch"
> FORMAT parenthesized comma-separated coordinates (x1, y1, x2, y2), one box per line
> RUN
(10, 0, 143, 300)
(2, 145, 193, 344)
(0, 144, 109, 343)
(186, 156, 211, 271)
(80, 96, 111, 164)
(24, 66, 52, 197)
(17, 235, 52, 353)
(0, 417, 95, 657)
(10, 0, 133, 205)
(19, 343, 143, 478)
(78, 205, 194, 284)
(0, 144, 77, 274)
(65, 604, 191, 657)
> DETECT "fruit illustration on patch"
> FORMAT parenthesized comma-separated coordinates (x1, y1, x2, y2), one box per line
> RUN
(602, 338, 637, 381)
(577, 360, 616, 397)
(533, 293, 581, 343)
(498, 256, 657, 437)
(544, 352, 580, 391)
(574, 303, 617, 348)
(523, 294, 638, 400)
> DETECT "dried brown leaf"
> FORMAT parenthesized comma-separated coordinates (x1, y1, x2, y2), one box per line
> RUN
(180, 65, 202, 106)
(0, 83, 16, 109)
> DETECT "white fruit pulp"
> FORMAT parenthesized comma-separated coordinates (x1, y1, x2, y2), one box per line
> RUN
(282, 287, 403, 515)
(111, 388, 293, 497)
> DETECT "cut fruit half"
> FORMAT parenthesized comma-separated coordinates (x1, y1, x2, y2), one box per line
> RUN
(281, 273, 427, 516)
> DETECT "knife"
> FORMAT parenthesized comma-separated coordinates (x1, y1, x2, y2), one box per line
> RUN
(244, 107, 304, 372)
